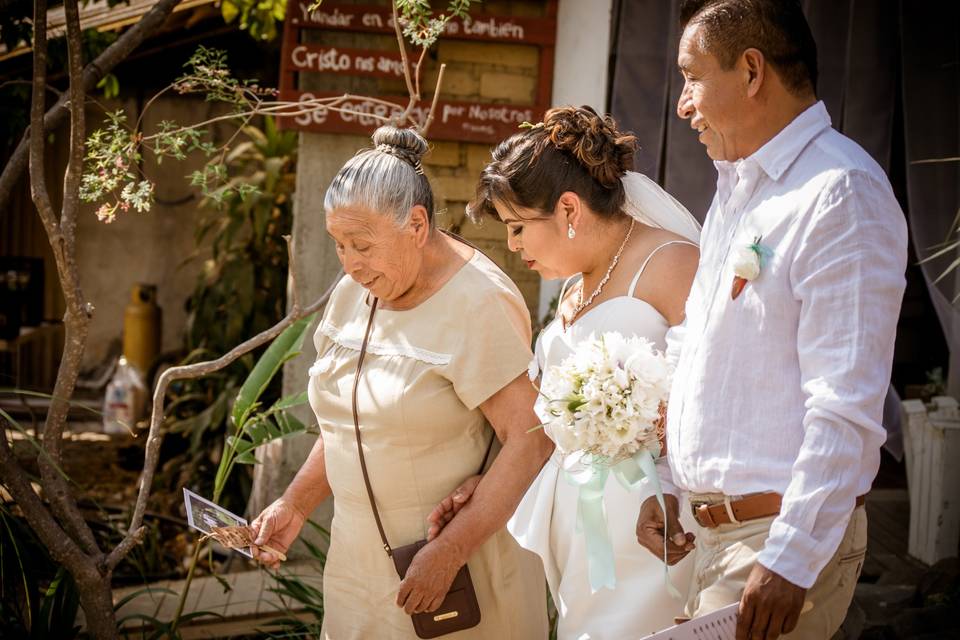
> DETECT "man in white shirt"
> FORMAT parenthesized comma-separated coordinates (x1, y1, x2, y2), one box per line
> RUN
(635, 1, 908, 639)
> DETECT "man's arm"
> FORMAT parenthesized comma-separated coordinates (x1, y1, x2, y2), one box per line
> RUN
(757, 171, 906, 587)
(738, 171, 906, 640)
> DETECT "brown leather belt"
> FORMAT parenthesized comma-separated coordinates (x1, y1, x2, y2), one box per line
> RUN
(691, 492, 867, 529)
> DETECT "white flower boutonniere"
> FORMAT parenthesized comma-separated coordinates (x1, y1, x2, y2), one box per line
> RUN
(731, 235, 773, 300)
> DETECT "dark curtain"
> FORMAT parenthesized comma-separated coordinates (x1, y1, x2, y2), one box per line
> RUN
(609, 0, 958, 390)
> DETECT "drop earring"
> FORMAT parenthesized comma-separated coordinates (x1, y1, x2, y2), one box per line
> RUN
(567, 224, 576, 240)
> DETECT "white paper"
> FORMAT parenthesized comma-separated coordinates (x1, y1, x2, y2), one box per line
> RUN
(642, 602, 739, 639)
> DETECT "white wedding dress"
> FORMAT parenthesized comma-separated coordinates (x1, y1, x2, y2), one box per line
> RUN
(509, 242, 697, 640)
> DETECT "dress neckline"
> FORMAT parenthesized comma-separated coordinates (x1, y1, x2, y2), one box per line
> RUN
(364, 248, 480, 314)
(548, 295, 668, 335)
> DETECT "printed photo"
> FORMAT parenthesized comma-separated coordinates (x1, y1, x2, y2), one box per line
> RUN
(182, 488, 253, 557)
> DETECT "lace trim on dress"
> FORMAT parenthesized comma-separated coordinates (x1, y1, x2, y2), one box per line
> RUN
(315, 320, 452, 367)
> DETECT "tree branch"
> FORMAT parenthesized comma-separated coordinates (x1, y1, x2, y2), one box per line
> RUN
(28, 0, 60, 242)
(117, 265, 343, 564)
(140, 94, 404, 143)
(0, 0, 185, 214)
(392, 2, 421, 126)
(0, 434, 91, 578)
(392, 2, 417, 102)
(61, 0, 86, 246)
(413, 46, 428, 101)
(284, 235, 300, 314)
(421, 64, 446, 136)
(32, 0, 101, 559)
(103, 525, 147, 571)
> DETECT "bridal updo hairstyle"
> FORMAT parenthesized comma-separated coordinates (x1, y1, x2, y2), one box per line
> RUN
(467, 105, 638, 223)
(325, 125, 436, 229)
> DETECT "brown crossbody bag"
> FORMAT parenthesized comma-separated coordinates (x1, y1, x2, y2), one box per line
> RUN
(351, 296, 487, 638)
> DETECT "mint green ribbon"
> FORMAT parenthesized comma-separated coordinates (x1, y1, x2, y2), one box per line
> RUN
(564, 448, 682, 597)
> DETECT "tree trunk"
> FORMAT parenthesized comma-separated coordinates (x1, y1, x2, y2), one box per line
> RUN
(76, 567, 119, 640)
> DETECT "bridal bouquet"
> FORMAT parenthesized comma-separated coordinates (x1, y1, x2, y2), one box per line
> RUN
(538, 332, 678, 594)
(539, 331, 669, 462)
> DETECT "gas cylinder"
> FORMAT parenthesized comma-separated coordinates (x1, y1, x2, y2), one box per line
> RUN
(123, 283, 161, 376)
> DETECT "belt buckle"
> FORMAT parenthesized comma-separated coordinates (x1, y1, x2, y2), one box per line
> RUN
(689, 497, 709, 520)
(689, 499, 716, 528)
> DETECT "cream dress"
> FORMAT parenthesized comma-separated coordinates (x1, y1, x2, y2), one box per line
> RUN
(307, 249, 549, 639)
(509, 242, 697, 640)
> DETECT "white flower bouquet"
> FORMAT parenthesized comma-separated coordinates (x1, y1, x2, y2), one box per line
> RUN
(539, 331, 670, 462)
(535, 331, 677, 593)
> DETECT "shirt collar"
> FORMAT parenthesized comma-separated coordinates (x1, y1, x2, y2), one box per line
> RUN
(713, 101, 831, 183)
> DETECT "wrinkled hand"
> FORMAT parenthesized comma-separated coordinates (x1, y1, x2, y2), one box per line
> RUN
(737, 564, 806, 640)
(635, 494, 696, 565)
(426, 475, 482, 541)
(249, 498, 307, 569)
(396, 538, 464, 615)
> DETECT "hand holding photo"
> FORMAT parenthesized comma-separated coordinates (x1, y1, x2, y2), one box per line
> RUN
(201, 525, 288, 562)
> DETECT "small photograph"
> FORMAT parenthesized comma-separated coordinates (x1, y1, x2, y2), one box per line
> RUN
(182, 488, 253, 558)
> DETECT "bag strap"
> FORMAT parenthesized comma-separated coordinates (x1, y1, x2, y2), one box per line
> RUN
(351, 295, 495, 558)
(352, 296, 393, 555)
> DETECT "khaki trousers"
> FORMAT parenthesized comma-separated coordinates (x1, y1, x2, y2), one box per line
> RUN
(685, 503, 867, 639)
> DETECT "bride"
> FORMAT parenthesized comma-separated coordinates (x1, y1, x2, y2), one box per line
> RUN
(428, 106, 701, 638)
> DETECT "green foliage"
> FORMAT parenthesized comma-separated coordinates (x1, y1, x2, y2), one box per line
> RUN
(221, 0, 288, 42)
(168, 315, 316, 633)
(160, 116, 296, 514)
(96, 73, 121, 100)
(0, 0, 33, 53)
(0, 25, 118, 153)
(174, 46, 261, 106)
(396, 0, 476, 48)
(213, 314, 316, 501)
(0, 505, 82, 639)
(80, 48, 281, 223)
(79, 110, 154, 223)
(259, 520, 329, 637)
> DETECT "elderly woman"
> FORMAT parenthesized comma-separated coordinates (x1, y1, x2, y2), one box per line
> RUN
(250, 125, 553, 639)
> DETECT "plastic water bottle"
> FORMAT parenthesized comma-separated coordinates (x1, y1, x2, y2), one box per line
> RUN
(103, 356, 145, 434)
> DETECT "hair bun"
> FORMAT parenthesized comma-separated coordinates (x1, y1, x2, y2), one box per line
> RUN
(541, 106, 637, 188)
(371, 126, 429, 167)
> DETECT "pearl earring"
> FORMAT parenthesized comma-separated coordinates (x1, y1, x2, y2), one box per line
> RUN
(567, 224, 576, 240)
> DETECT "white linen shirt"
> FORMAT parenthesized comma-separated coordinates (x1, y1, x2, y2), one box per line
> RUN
(661, 101, 908, 589)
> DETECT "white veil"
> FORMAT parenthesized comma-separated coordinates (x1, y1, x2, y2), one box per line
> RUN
(621, 171, 701, 244)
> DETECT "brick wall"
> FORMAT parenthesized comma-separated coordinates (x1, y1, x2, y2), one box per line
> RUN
(299, 0, 551, 321)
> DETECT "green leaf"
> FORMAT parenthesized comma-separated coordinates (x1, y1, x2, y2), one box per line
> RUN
(221, 0, 240, 23)
(271, 391, 308, 411)
(231, 314, 315, 430)
(230, 414, 314, 465)
(113, 586, 178, 612)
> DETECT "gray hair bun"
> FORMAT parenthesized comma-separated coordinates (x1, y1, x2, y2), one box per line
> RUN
(372, 126, 428, 172)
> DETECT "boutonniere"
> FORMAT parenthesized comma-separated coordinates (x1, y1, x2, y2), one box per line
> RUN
(731, 235, 774, 300)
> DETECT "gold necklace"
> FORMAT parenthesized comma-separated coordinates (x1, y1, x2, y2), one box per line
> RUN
(562, 218, 635, 331)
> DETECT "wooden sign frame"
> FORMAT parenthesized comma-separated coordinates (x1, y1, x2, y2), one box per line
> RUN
(277, 1, 558, 144)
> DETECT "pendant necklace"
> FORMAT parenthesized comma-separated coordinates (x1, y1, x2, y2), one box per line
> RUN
(562, 218, 635, 331)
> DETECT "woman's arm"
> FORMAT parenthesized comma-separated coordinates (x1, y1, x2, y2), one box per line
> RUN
(278, 430, 333, 512)
(395, 373, 553, 614)
(250, 431, 332, 567)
